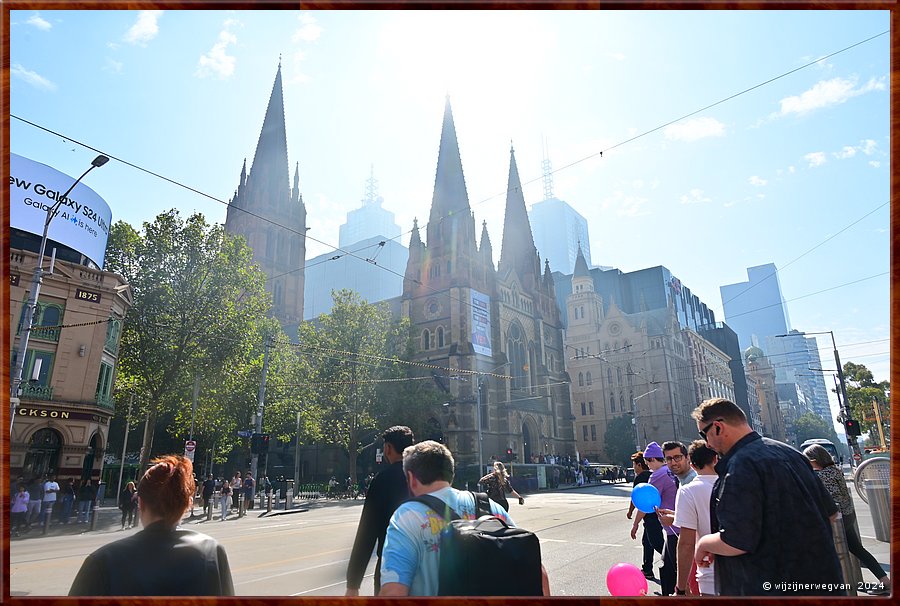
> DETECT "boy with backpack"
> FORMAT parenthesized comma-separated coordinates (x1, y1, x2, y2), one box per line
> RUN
(379, 440, 549, 597)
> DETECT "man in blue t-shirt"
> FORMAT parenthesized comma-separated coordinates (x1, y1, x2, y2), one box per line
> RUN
(379, 441, 549, 597)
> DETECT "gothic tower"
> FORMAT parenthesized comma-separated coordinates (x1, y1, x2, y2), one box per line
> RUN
(225, 62, 306, 337)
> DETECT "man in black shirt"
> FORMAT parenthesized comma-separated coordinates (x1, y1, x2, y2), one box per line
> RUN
(692, 398, 842, 596)
(201, 474, 216, 517)
(627, 452, 659, 580)
(345, 425, 415, 596)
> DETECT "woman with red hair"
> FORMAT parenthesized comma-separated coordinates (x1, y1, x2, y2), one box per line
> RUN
(69, 455, 234, 596)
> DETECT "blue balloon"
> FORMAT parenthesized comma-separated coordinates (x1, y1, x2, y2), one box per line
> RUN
(631, 482, 661, 513)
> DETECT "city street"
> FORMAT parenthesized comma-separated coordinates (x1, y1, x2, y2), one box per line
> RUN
(9, 479, 890, 596)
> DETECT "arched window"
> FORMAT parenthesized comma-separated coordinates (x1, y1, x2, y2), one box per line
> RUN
(609, 394, 615, 412)
(617, 367, 623, 384)
(586, 372, 592, 386)
(422, 329, 431, 351)
(578, 372, 584, 387)
(607, 368, 613, 385)
(619, 395, 625, 412)
(437, 327, 445, 348)
(507, 323, 527, 389)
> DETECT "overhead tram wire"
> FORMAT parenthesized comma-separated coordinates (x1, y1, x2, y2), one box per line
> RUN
(10, 30, 888, 340)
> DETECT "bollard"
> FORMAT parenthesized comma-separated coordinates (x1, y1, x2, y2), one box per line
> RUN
(89, 503, 100, 531)
(267, 493, 273, 513)
(863, 479, 890, 542)
(41, 504, 53, 535)
(284, 489, 293, 510)
(831, 512, 859, 595)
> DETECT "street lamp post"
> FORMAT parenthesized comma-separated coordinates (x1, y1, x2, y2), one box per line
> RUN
(776, 330, 858, 458)
(631, 388, 659, 451)
(10, 154, 109, 435)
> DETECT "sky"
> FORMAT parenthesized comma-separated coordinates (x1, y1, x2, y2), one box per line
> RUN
(8, 10, 891, 436)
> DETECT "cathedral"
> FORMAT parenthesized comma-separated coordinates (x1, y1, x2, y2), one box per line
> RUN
(225, 62, 306, 337)
(402, 98, 575, 472)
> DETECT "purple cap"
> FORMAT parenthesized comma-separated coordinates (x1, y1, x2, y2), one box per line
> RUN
(643, 441, 664, 459)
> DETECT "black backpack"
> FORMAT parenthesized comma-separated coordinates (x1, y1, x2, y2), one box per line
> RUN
(413, 491, 543, 596)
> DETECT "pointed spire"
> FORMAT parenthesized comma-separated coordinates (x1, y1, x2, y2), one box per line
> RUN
(543, 258, 554, 289)
(428, 97, 471, 229)
(241, 158, 247, 183)
(248, 63, 290, 201)
(573, 242, 590, 278)
(409, 217, 422, 248)
(499, 143, 538, 282)
(292, 161, 301, 205)
(479, 219, 493, 255)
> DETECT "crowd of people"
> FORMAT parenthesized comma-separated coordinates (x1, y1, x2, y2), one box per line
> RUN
(10, 396, 890, 597)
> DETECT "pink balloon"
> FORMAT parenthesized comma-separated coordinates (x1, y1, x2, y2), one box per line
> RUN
(606, 562, 649, 596)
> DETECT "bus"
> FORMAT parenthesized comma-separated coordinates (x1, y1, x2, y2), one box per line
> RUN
(799, 439, 840, 463)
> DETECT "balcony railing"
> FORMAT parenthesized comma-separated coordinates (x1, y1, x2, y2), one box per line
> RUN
(29, 326, 61, 343)
(20, 383, 53, 400)
(95, 392, 116, 410)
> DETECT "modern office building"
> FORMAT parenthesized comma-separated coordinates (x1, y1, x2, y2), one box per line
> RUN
(338, 168, 402, 247)
(720, 263, 791, 354)
(529, 197, 591, 275)
(225, 62, 306, 337)
(765, 330, 832, 422)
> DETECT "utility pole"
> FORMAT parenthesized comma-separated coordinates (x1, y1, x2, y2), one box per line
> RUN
(872, 397, 887, 450)
(250, 338, 271, 482)
(475, 376, 484, 474)
(293, 411, 301, 490)
(116, 394, 134, 508)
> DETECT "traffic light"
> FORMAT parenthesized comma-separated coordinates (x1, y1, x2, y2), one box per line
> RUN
(844, 419, 861, 437)
(260, 433, 270, 453)
(250, 433, 261, 454)
(505, 448, 513, 462)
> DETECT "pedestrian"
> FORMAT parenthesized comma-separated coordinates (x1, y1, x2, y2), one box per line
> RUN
(241, 471, 255, 514)
(626, 452, 657, 581)
(378, 441, 550, 596)
(804, 444, 891, 595)
(692, 398, 842, 595)
(478, 461, 525, 512)
(69, 455, 234, 596)
(201, 474, 216, 517)
(657, 439, 719, 596)
(58, 478, 76, 524)
(219, 480, 232, 521)
(25, 477, 43, 528)
(662, 441, 697, 486)
(630, 442, 678, 595)
(345, 425, 415, 596)
(230, 472, 242, 511)
(77, 479, 95, 524)
(119, 481, 138, 530)
(261, 475, 272, 498)
(41, 474, 60, 527)
(552, 466, 560, 489)
(11, 483, 30, 537)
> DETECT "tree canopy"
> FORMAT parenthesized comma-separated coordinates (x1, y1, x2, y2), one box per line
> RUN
(604, 415, 636, 466)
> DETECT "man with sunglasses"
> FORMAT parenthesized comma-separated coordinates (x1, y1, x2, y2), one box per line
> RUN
(691, 398, 843, 596)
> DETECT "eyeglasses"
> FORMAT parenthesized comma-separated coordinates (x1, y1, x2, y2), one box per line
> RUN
(664, 454, 685, 463)
(698, 419, 724, 440)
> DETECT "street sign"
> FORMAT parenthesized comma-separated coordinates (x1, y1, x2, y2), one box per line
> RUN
(237, 430, 252, 438)
(184, 440, 196, 462)
(853, 452, 862, 461)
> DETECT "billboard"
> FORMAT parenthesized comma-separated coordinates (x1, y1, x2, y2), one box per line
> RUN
(10, 153, 112, 267)
(470, 289, 492, 356)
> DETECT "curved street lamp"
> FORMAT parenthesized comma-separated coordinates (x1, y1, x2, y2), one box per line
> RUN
(10, 155, 109, 435)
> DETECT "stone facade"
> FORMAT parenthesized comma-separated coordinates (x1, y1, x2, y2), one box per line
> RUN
(10, 248, 132, 481)
(401, 99, 575, 473)
(225, 62, 306, 336)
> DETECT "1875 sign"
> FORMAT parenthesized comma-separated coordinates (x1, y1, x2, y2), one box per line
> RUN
(75, 288, 101, 303)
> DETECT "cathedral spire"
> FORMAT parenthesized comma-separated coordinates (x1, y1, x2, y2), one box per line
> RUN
(573, 242, 590, 278)
(499, 143, 539, 283)
(409, 217, 422, 248)
(292, 161, 301, 205)
(248, 63, 290, 199)
(427, 97, 471, 232)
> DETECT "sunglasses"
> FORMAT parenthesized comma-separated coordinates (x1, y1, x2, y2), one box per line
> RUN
(699, 419, 724, 440)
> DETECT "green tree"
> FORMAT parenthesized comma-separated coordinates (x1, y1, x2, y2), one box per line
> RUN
(105, 210, 272, 473)
(792, 412, 834, 446)
(604, 415, 636, 466)
(300, 290, 406, 482)
(842, 361, 890, 443)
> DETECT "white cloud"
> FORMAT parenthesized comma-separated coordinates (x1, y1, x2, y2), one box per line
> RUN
(869, 161, 881, 168)
(26, 13, 52, 31)
(860, 139, 878, 155)
(778, 76, 886, 116)
(607, 52, 626, 61)
(124, 10, 163, 45)
(748, 175, 767, 187)
(663, 117, 725, 142)
(196, 20, 240, 79)
(11, 64, 56, 91)
(833, 146, 856, 159)
(679, 188, 711, 205)
(602, 190, 650, 217)
(788, 165, 796, 174)
(103, 58, 124, 75)
(804, 152, 827, 168)
(292, 13, 322, 43)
